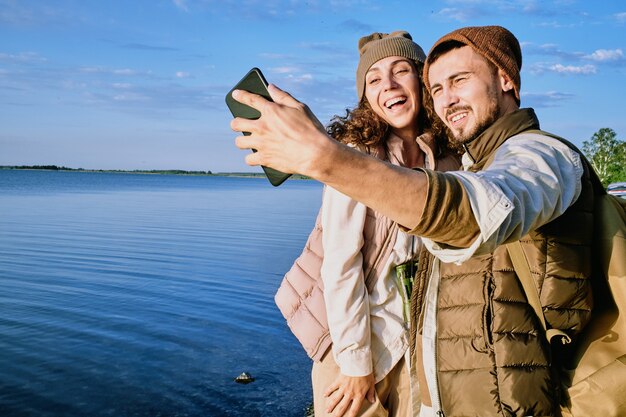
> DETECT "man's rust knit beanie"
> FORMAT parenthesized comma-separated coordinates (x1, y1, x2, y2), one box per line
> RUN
(423, 25, 522, 103)
(356, 30, 426, 101)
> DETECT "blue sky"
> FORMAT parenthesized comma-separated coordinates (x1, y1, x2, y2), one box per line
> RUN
(1, 0, 624, 172)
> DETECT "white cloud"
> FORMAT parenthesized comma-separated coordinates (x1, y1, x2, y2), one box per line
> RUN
(434, 0, 583, 22)
(287, 74, 313, 85)
(112, 83, 132, 89)
(79, 66, 104, 73)
(267, 66, 313, 84)
(532, 21, 566, 28)
(0, 2, 75, 27)
(113, 68, 139, 76)
(434, 7, 476, 21)
(271, 66, 300, 74)
(175, 71, 190, 78)
(615, 12, 626, 22)
(525, 43, 585, 60)
(172, 0, 189, 12)
(521, 90, 575, 108)
(539, 43, 559, 50)
(0, 51, 46, 63)
(549, 64, 596, 74)
(113, 92, 149, 102)
(584, 49, 624, 62)
(522, 91, 572, 100)
(78, 66, 150, 77)
(292, 73, 313, 81)
(329, 0, 366, 7)
(61, 80, 87, 89)
(279, 72, 314, 84)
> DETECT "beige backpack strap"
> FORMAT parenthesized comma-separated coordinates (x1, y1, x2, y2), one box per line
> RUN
(506, 241, 572, 345)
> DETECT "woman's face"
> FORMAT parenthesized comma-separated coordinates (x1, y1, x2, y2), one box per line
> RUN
(364, 56, 422, 139)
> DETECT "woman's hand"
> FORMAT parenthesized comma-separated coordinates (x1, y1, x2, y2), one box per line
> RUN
(323, 373, 376, 417)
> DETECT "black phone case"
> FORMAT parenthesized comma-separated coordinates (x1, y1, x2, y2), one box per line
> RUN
(225, 68, 292, 187)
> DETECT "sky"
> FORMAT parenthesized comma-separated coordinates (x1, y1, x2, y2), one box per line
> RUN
(1, 0, 624, 173)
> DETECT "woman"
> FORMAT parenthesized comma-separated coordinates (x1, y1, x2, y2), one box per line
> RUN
(275, 31, 458, 417)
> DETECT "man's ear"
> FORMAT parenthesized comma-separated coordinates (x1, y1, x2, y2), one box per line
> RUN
(498, 70, 515, 94)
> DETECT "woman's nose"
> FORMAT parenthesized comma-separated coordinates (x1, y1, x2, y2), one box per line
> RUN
(381, 75, 398, 91)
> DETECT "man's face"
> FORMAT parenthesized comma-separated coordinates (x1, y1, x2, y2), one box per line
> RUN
(428, 46, 505, 146)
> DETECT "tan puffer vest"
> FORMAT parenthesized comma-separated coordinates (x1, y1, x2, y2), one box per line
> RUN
(275, 133, 460, 361)
(411, 110, 596, 416)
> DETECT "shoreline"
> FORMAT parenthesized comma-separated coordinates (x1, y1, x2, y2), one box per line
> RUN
(0, 166, 310, 180)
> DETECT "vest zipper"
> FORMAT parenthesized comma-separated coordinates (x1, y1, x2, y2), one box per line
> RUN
(432, 258, 444, 416)
(423, 258, 445, 416)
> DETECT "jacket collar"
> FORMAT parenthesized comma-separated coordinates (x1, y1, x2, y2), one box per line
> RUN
(462, 108, 540, 171)
(385, 131, 437, 169)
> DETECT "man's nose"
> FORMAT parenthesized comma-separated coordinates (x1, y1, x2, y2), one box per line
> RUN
(442, 87, 459, 107)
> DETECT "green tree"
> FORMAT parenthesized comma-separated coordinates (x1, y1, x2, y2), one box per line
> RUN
(582, 127, 626, 187)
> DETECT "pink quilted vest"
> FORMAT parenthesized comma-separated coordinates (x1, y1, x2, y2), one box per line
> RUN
(274, 202, 397, 360)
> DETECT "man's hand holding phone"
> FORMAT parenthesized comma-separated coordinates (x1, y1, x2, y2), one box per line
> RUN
(227, 69, 334, 184)
(225, 68, 293, 186)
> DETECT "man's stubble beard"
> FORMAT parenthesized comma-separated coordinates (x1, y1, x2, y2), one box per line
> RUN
(447, 88, 501, 151)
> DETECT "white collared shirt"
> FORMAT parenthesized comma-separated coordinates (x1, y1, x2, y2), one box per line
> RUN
(320, 133, 429, 382)
(321, 185, 412, 382)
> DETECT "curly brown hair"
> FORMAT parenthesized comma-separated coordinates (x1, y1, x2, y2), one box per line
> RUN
(326, 61, 450, 157)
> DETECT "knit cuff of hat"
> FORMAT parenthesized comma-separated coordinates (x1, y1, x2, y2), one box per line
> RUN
(423, 26, 521, 103)
(356, 36, 425, 101)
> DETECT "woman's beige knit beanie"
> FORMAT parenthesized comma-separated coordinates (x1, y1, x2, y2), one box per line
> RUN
(423, 25, 522, 103)
(356, 31, 426, 101)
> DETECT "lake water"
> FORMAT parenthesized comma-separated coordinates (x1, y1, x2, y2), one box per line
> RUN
(0, 170, 323, 417)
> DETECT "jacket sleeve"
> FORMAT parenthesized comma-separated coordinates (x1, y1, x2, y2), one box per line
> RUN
(412, 134, 584, 264)
(321, 185, 372, 377)
(407, 168, 480, 249)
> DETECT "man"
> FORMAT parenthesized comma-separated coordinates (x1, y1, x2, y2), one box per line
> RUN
(231, 26, 595, 416)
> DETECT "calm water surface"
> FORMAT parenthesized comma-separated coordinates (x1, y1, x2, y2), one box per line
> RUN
(0, 170, 323, 417)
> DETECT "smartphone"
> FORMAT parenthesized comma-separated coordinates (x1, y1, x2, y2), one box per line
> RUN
(225, 68, 292, 187)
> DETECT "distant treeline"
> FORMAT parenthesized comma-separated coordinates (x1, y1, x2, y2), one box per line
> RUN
(0, 165, 311, 180)
(0, 165, 213, 175)
(3, 165, 74, 171)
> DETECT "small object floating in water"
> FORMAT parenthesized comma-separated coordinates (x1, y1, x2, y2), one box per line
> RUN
(234, 372, 255, 384)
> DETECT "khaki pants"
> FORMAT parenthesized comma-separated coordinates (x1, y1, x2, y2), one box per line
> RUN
(311, 351, 411, 417)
